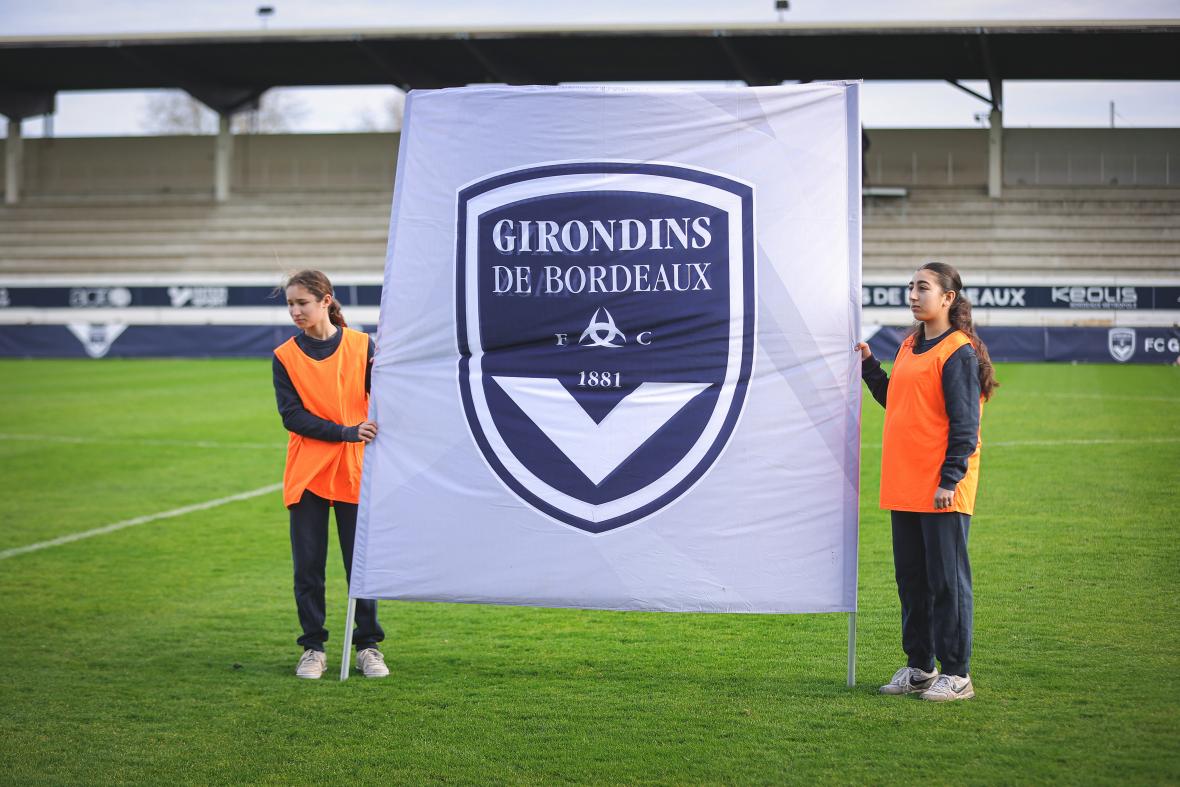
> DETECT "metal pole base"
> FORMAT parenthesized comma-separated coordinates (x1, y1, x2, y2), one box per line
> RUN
(339, 596, 357, 681)
(847, 611, 857, 687)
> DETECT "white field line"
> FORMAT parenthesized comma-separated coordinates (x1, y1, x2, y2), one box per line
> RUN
(1007, 391, 1180, 403)
(987, 437, 1180, 448)
(863, 437, 1180, 449)
(0, 483, 282, 562)
(0, 433, 281, 450)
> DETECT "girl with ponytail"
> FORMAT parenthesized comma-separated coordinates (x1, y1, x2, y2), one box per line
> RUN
(855, 261, 998, 702)
(916, 262, 999, 401)
(272, 270, 388, 679)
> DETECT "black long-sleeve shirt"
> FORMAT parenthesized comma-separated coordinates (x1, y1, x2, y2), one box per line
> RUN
(273, 329, 375, 443)
(862, 328, 981, 490)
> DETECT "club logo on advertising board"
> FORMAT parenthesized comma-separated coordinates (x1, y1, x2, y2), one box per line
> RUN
(456, 162, 756, 533)
(1108, 328, 1135, 362)
(66, 322, 128, 359)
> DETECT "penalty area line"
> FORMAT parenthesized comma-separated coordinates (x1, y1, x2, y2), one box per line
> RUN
(0, 483, 282, 562)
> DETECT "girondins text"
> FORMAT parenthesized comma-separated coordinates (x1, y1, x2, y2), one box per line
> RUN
(488, 216, 716, 295)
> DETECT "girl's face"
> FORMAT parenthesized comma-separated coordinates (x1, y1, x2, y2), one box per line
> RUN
(907, 269, 955, 322)
(286, 284, 331, 330)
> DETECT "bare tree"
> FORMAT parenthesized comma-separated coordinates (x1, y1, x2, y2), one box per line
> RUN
(354, 90, 406, 132)
(141, 90, 309, 134)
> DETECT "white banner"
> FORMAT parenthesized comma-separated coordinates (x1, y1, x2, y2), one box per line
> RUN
(354, 83, 862, 613)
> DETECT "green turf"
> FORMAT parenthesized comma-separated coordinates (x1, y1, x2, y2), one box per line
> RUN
(1, 359, 1178, 784)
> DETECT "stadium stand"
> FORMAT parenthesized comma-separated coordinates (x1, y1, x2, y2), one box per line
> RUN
(864, 186, 1180, 277)
(0, 127, 1177, 360)
(0, 133, 395, 276)
(0, 191, 392, 275)
(2, 128, 1176, 279)
(3, 185, 1175, 279)
(863, 130, 1179, 276)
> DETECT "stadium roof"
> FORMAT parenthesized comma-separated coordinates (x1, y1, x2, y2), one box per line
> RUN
(1, 20, 1178, 116)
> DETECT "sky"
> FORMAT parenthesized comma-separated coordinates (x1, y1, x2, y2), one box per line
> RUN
(2, 0, 1178, 135)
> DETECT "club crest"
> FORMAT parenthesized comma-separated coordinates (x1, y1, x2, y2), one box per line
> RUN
(1108, 328, 1135, 362)
(67, 322, 128, 359)
(456, 162, 755, 533)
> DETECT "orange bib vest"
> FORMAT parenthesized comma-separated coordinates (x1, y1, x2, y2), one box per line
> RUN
(274, 327, 370, 508)
(880, 330, 982, 515)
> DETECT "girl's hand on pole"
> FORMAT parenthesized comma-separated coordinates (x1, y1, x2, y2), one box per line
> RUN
(855, 342, 872, 361)
(933, 486, 955, 509)
(356, 420, 378, 443)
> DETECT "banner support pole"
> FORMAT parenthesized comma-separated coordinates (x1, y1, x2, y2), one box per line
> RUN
(847, 611, 857, 687)
(339, 596, 357, 681)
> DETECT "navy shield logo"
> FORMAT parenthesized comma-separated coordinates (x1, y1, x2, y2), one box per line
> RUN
(1108, 328, 1135, 363)
(456, 162, 755, 533)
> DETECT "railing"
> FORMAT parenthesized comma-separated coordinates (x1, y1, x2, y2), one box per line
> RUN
(863, 128, 1180, 189)
(1005, 152, 1173, 187)
(4, 129, 1178, 197)
(4, 133, 400, 197)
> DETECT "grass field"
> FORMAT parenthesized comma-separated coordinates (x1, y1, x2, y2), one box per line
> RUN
(1, 359, 1178, 784)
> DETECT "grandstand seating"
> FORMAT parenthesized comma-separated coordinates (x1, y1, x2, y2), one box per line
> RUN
(0, 190, 392, 276)
(863, 186, 1180, 280)
(1, 128, 1177, 280)
(2, 186, 1176, 280)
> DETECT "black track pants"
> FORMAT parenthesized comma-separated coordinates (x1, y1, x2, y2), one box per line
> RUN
(289, 490, 384, 652)
(890, 510, 973, 677)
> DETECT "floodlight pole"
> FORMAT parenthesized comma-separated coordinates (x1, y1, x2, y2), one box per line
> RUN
(339, 596, 357, 681)
(847, 611, 857, 687)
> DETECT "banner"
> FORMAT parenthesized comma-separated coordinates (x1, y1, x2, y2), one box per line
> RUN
(3, 282, 1177, 311)
(351, 83, 862, 613)
(0, 284, 382, 309)
(865, 325, 1180, 365)
(2, 323, 1172, 363)
(862, 284, 1180, 311)
(0, 324, 306, 359)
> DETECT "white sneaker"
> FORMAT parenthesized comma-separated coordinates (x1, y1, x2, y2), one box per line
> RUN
(355, 648, 390, 679)
(295, 649, 326, 679)
(920, 673, 975, 702)
(879, 666, 939, 695)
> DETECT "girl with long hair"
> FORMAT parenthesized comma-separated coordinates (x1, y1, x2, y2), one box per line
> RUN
(273, 269, 388, 679)
(856, 261, 998, 701)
